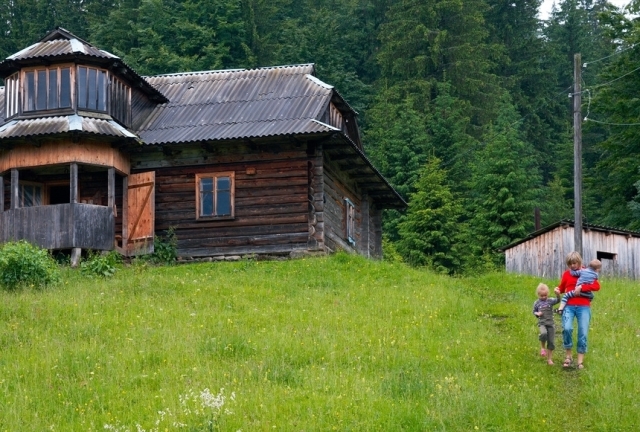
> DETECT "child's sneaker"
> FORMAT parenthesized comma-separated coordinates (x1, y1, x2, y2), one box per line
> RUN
(540, 349, 547, 357)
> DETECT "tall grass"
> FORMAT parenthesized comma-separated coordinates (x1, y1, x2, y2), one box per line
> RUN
(0, 253, 638, 431)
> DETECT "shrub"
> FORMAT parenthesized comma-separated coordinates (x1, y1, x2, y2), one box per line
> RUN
(148, 227, 178, 265)
(80, 250, 121, 278)
(0, 240, 61, 289)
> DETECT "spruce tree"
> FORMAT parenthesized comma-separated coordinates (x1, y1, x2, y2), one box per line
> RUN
(468, 97, 540, 263)
(397, 157, 464, 273)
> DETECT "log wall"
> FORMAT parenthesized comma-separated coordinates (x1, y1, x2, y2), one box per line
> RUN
(131, 141, 311, 257)
(505, 225, 640, 280)
(323, 155, 362, 254)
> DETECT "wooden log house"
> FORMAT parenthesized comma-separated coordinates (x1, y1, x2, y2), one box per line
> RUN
(0, 28, 405, 260)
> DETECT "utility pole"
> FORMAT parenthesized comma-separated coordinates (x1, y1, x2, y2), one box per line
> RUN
(573, 53, 583, 256)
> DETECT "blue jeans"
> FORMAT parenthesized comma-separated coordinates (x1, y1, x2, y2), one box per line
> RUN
(562, 306, 591, 354)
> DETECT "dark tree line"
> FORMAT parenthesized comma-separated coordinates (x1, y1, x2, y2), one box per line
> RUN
(1, 0, 639, 273)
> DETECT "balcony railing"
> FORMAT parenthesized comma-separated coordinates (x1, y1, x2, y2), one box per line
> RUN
(0, 203, 114, 250)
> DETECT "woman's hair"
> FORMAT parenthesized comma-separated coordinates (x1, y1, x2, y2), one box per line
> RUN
(536, 283, 549, 295)
(566, 251, 582, 267)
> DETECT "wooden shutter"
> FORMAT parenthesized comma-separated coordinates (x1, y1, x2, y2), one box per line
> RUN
(124, 171, 155, 255)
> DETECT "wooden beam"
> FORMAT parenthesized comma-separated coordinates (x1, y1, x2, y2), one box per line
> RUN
(10, 169, 18, 210)
(70, 163, 78, 204)
(108, 167, 115, 209)
(0, 175, 3, 212)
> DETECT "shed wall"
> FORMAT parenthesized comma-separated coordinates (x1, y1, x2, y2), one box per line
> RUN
(505, 225, 640, 280)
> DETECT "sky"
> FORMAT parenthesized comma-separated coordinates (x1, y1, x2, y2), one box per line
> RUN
(539, 0, 631, 19)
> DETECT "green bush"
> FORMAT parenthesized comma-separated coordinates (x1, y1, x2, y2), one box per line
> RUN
(80, 250, 121, 278)
(0, 240, 61, 289)
(148, 227, 178, 265)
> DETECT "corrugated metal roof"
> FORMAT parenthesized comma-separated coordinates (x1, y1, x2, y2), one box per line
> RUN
(0, 28, 167, 102)
(0, 115, 140, 140)
(7, 38, 116, 61)
(136, 65, 333, 144)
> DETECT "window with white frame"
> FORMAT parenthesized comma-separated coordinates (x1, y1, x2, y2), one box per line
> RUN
(345, 198, 356, 246)
(196, 172, 235, 219)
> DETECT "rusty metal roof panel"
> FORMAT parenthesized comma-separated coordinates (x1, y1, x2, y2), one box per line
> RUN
(0, 115, 139, 140)
(137, 65, 333, 144)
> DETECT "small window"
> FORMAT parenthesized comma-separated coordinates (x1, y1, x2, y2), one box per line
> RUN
(77, 66, 107, 112)
(19, 182, 43, 207)
(4, 73, 19, 118)
(345, 198, 356, 246)
(196, 172, 235, 219)
(110, 75, 131, 126)
(597, 251, 616, 261)
(22, 66, 72, 112)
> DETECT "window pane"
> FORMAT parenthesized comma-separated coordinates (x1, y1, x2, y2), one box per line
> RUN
(34, 186, 42, 206)
(201, 192, 213, 216)
(60, 68, 71, 108)
(25, 71, 35, 111)
(97, 71, 106, 111)
(217, 177, 230, 191)
(77, 67, 87, 108)
(36, 70, 47, 110)
(87, 68, 97, 110)
(200, 178, 213, 192)
(217, 191, 231, 216)
(48, 69, 58, 109)
(24, 185, 34, 207)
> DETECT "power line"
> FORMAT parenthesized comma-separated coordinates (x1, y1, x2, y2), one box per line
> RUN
(587, 65, 640, 90)
(584, 117, 640, 126)
(583, 43, 637, 67)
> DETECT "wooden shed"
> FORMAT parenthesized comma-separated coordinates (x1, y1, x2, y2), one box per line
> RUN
(502, 220, 640, 280)
(0, 28, 405, 260)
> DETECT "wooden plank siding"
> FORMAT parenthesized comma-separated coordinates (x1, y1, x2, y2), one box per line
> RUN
(505, 224, 640, 280)
(0, 203, 113, 250)
(131, 141, 312, 257)
(0, 140, 130, 175)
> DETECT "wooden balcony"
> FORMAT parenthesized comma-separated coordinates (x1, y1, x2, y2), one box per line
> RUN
(0, 203, 114, 250)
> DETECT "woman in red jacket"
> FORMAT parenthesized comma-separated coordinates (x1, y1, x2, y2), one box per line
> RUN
(554, 251, 601, 369)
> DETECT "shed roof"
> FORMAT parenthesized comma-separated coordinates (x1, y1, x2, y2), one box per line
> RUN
(500, 219, 640, 251)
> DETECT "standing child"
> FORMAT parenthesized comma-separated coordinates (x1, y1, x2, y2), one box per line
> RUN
(556, 259, 601, 315)
(533, 283, 560, 365)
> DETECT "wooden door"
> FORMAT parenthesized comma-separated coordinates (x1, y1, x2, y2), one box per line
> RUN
(124, 172, 155, 255)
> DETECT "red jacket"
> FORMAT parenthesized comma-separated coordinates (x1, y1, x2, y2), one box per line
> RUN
(558, 269, 601, 306)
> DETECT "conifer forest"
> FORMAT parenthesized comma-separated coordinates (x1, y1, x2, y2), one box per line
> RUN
(1, 0, 639, 273)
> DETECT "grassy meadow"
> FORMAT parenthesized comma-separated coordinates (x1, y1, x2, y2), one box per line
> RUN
(0, 253, 638, 431)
